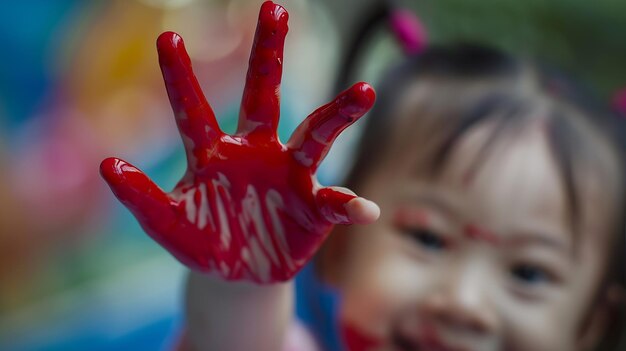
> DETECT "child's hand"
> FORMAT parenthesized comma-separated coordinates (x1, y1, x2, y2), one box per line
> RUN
(100, 1, 378, 283)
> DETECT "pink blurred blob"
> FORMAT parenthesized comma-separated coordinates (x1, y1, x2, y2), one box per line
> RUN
(11, 112, 105, 237)
(612, 88, 626, 116)
(389, 9, 428, 55)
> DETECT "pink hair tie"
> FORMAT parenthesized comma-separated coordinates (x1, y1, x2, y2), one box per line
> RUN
(612, 88, 626, 116)
(389, 9, 428, 55)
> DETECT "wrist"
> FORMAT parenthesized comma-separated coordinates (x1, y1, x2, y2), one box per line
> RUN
(184, 270, 294, 350)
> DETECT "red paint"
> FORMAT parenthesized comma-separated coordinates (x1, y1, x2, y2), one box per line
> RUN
(394, 207, 431, 228)
(463, 224, 501, 245)
(341, 321, 383, 351)
(100, 1, 375, 283)
(238, 1, 289, 138)
(316, 188, 356, 225)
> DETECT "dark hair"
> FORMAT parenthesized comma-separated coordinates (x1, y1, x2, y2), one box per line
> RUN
(329, 4, 626, 350)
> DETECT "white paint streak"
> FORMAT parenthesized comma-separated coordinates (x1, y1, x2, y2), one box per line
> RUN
(239, 120, 265, 134)
(248, 237, 271, 282)
(172, 174, 301, 282)
(212, 173, 234, 250)
(265, 189, 295, 271)
(293, 151, 313, 167)
(292, 206, 315, 232)
(241, 248, 251, 265)
(222, 135, 244, 146)
(196, 183, 215, 230)
(177, 188, 197, 224)
(311, 129, 329, 144)
(220, 261, 230, 276)
(240, 185, 280, 267)
(181, 134, 198, 169)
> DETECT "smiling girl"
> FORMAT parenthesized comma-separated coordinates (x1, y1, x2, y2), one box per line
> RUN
(101, 2, 626, 350)
(316, 43, 626, 351)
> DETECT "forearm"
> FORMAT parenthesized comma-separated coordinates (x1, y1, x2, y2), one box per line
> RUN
(181, 271, 294, 351)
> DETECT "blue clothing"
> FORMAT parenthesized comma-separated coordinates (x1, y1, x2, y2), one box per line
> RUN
(295, 263, 343, 351)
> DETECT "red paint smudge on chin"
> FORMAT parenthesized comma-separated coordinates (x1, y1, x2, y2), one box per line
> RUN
(341, 322, 383, 351)
(463, 224, 501, 245)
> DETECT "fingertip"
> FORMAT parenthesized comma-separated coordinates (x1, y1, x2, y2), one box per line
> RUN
(356, 82, 376, 110)
(340, 82, 376, 118)
(100, 157, 173, 227)
(100, 157, 142, 190)
(157, 31, 190, 69)
(345, 197, 380, 225)
(100, 157, 123, 183)
(157, 31, 183, 52)
(260, 1, 289, 29)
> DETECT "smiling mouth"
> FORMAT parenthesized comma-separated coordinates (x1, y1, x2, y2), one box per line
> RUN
(391, 328, 468, 351)
(392, 329, 420, 351)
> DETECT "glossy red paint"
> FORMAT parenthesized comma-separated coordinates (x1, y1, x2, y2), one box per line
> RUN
(100, 1, 375, 283)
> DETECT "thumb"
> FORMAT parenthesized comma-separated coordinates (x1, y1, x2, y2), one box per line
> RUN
(316, 186, 380, 225)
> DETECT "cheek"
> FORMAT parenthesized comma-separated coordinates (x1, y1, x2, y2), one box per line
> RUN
(500, 246, 604, 350)
(498, 294, 580, 351)
(340, 225, 438, 338)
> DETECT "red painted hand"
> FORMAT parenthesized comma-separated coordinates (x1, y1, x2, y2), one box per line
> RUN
(100, 1, 376, 283)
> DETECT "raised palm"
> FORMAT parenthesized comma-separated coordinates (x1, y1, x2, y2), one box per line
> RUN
(100, 1, 376, 283)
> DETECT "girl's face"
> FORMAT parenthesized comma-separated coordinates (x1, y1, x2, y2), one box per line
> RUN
(336, 120, 616, 351)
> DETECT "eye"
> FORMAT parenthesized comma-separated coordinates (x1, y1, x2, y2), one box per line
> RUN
(510, 264, 552, 285)
(406, 228, 447, 251)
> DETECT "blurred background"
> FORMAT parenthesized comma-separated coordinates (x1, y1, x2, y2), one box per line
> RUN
(0, 0, 625, 350)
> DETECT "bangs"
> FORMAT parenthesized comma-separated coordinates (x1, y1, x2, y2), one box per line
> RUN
(417, 89, 622, 245)
(343, 43, 624, 253)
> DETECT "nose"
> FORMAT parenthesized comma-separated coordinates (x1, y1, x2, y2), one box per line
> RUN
(419, 261, 499, 335)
